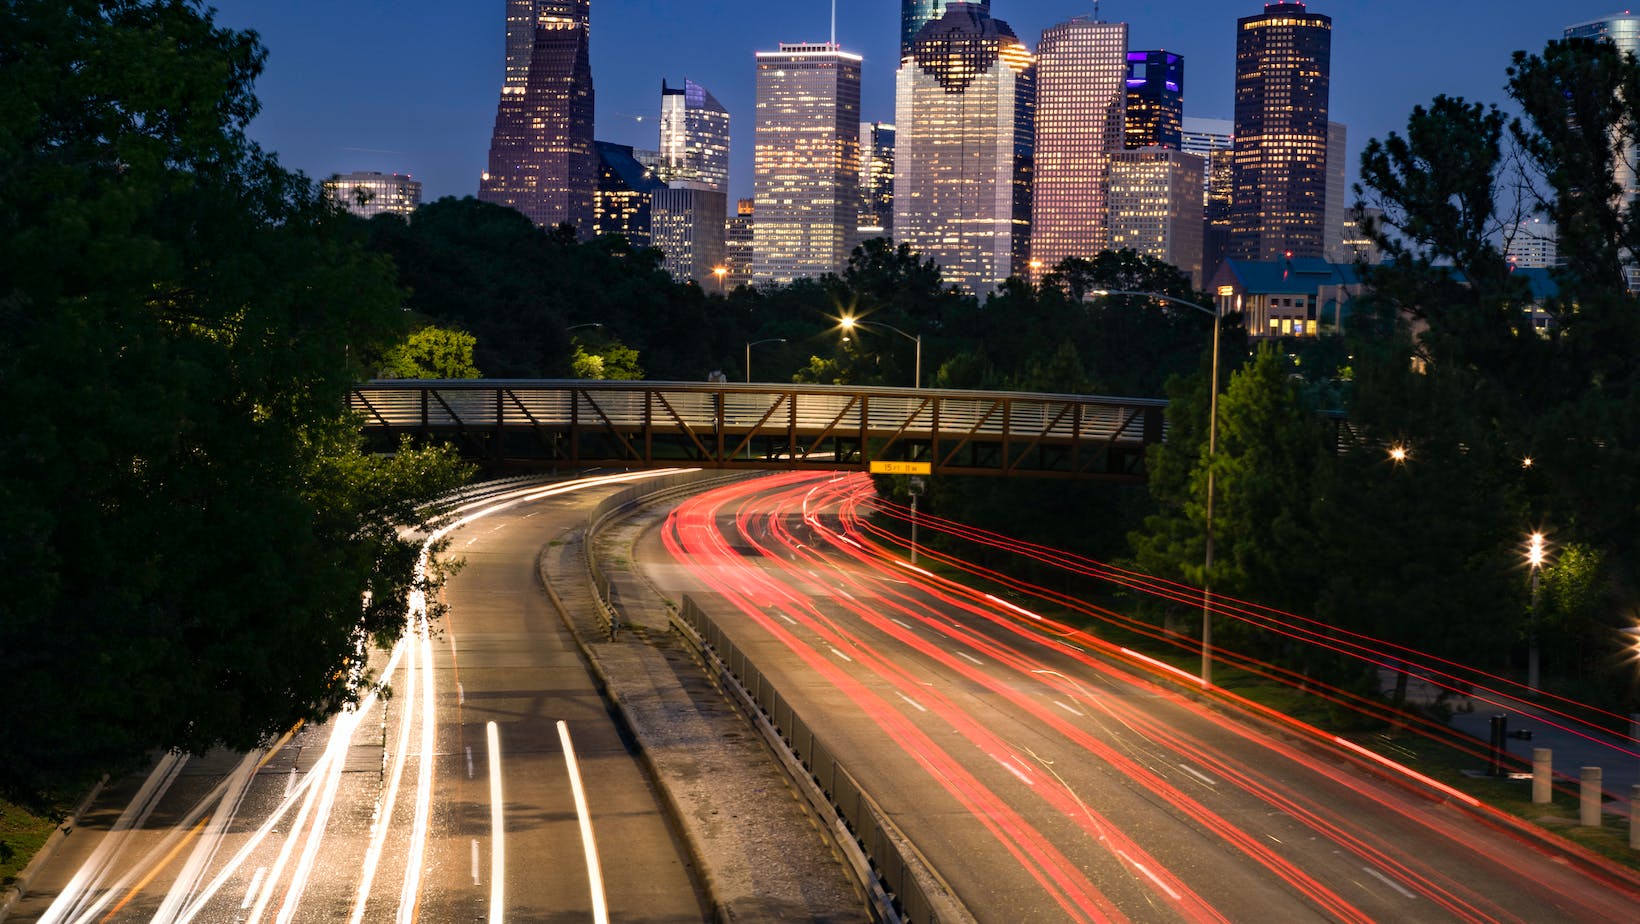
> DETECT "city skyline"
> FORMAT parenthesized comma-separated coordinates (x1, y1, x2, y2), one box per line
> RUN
(207, 1, 1614, 208)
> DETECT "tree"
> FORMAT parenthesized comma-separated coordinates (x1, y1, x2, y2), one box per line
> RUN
(571, 339, 644, 380)
(0, 0, 470, 805)
(378, 325, 482, 379)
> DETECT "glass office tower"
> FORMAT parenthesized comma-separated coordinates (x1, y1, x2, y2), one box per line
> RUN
(1125, 50, 1183, 150)
(480, 0, 596, 234)
(1230, 2, 1331, 261)
(751, 42, 862, 283)
(1032, 16, 1126, 274)
(859, 121, 896, 236)
(895, 2, 1034, 294)
(658, 79, 730, 193)
(901, 1, 990, 57)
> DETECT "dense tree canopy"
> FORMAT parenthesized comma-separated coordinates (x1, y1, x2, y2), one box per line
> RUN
(0, 0, 469, 805)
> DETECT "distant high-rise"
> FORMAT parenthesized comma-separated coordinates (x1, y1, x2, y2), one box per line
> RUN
(1506, 217, 1558, 270)
(860, 121, 896, 236)
(1032, 16, 1125, 274)
(1108, 149, 1205, 282)
(1125, 50, 1183, 150)
(1182, 117, 1234, 279)
(324, 172, 422, 218)
(896, 3, 1033, 294)
(1565, 13, 1640, 289)
(752, 42, 862, 284)
(725, 199, 755, 289)
(593, 141, 663, 247)
(902, 1, 991, 57)
(653, 185, 727, 284)
(658, 79, 730, 192)
(480, 0, 596, 234)
(1230, 2, 1331, 262)
(1322, 122, 1350, 263)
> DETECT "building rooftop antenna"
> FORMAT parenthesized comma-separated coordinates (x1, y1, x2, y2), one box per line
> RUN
(831, 0, 837, 48)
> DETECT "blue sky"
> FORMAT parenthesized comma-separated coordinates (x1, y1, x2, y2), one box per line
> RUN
(205, 1, 1627, 204)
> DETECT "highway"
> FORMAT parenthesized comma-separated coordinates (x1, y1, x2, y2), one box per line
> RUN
(648, 471, 1640, 923)
(8, 473, 707, 924)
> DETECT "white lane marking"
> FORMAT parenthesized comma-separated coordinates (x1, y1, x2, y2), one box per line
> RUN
(395, 600, 439, 924)
(466, 746, 475, 779)
(955, 650, 984, 666)
(891, 618, 914, 630)
(458, 683, 465, 706)
(284, 767, 296, 797)
(1059, 640, 1084, 653)
(470, 839, 481, 886)
(778, 612, 798, 626)
(984, 593, 1043, 620)
(1117, 850, 1183, 901)
(1053, 700, 1085, 717)
(897, 692, 928, 713)
(488, 721, 506, 923)
(838, 589, 855, 601)
(557, 721, 610, 924)
(1179, 764, 1218, 788)
(992, 753, 1035, 786)
(830, 647, 854, 663)
(1364, 866, 1417, 899)
(242, 868, 268, 910)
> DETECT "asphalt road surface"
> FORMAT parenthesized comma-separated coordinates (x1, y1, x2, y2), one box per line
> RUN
(646, 471, 1640, 923)
(9, 474, 707, 924)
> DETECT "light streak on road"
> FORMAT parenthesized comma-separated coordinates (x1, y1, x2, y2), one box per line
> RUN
(488, 720, 506, 924)
(557, 720, 609, 924)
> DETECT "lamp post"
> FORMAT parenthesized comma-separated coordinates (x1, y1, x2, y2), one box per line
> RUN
(567, 322, 605, 334)
(1089, 288, 1222, 687)
(1527, 531, 1547, 695)
(712, 265, 728, 295)
(839, 316, 922, 389)
(745, 338, 787, 384)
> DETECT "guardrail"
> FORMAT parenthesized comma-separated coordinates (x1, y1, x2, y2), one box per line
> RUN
(676, 594, 968, 923)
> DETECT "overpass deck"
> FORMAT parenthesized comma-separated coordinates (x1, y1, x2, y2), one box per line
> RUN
(350, 380, 1170, 480)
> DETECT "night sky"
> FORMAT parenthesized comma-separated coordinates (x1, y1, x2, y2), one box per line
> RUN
(204, 1, 1628, 205)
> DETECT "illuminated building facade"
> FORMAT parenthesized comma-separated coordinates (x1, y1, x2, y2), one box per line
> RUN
(652, 184, 727, 284)
(593, 141, 663, 247)
(323, 172, 422, 218)
(752, 42, 862, 283)
(480, 0, 596, 234)
(859, 121, 896, 237)
(659, 79, 730, 193)
(1183, 116, 1235, 279)
(902, 1, 990, 57)
(1031, 16, 1125, 274)
(1125, 51, 1183, 150)
(896, 2, 1034, 294)
(1108, 148, 1205, 282)
(1506, 217, 1558, 270)
(724, 198, 755, 289)
(1230, 2, 1331, 262)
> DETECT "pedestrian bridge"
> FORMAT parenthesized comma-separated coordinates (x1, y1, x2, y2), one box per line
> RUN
(350, 380, 1171, 480)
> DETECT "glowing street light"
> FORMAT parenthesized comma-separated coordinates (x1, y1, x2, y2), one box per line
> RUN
(839, 315, 922, 389)
(1389, 444, 1409, 464)
(1527, 531, 1548, 695)
(712, 265, 728, 294)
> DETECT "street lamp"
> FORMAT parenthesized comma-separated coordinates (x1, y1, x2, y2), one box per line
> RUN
(1088, 288, 1222, 687)
(745, 338, 787, 384)
(567, 322, 605, 334)
(712, 265, 728, 294)
(839, 315, 922, 389)
(1527, 531, 1548, 695)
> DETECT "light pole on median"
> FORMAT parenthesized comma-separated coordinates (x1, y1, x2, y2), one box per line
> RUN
(745, 338, 787, 384)
(839, 315, 922, 389)
(1527, 531, 1548, 695)
(1088, 288, 1222, 687)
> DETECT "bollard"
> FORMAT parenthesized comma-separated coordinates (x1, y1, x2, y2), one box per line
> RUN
(1581, 767, 1603, 827)
(1632, 785, 1640, 850)
(1533, 748, 1552, 804)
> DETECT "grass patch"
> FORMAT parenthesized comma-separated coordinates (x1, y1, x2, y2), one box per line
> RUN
(1, 799, 58, 887)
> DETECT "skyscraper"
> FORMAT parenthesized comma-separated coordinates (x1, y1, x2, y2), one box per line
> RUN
(1125, 50, 1183, 150)
(752, 42, 862, 284)
(593, 141, 663, 247)
(1565, 13, 1640, 289)
(860, 121, 896, 236)
(896, 3, 1034, 294)
(1182, 117, 1235, 279)
(1108, 149, 1205, 282)
(725, 198, 755, 289)
(1230, 2, 1331, 262)
(902, 1, 991, 57)
(658, 79, 730, 192)
(1323, 121, 1349, 263)
(1032, 16, 1126, 274)
(480, 0, 596, 234)
(652, 185, 727, 284)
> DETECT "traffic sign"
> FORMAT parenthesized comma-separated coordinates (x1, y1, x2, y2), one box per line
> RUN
(868, 461, 932, 475)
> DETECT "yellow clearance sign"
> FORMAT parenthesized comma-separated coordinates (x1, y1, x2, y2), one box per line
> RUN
(868, 461, 932, 475)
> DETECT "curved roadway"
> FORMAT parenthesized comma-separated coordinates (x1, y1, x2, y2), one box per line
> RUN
(647, 471, 1640, 923)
